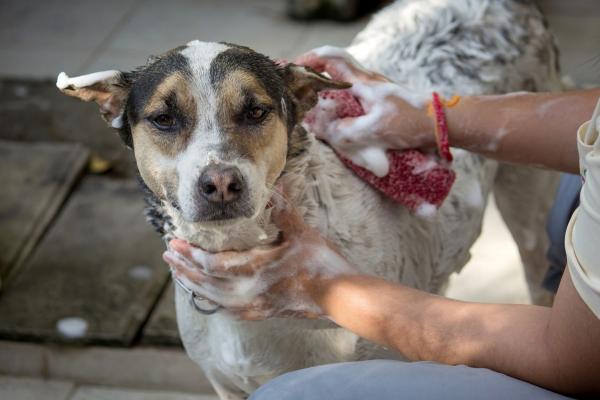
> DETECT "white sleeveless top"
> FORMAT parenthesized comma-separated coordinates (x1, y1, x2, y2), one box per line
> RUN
(566, 97, 600, 318)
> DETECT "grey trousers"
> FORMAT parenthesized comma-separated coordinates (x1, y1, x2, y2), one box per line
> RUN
(249, 360, 573, 400)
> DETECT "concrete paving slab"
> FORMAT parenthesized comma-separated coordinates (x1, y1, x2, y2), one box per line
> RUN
(70, 386, 217, 400)
(0, 176, 168, 345)
(0, 79, 137, 178)
(98, 0, 305, 60)
(141, 282, 180, 346)
(0, 375, 74, 400)
(0, 0, 139, 77)
(0, 48, 91, 79)
(45, 346, 211, 394)
(0, 341, 46, 377)
(82, 50, 149, 76)
(0, 341, 212, 393)
(0, 140, 89, 286)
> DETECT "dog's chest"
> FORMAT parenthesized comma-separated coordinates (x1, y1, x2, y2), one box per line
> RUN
(159, 134, 495, 394)
(175, 288, 360, 389)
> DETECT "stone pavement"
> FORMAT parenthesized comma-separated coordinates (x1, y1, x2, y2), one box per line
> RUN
(0, 0, 599, 398)
(0, 375, 218, 400)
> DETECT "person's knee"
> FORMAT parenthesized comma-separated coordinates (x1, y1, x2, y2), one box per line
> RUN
(250, 360, 573, 400)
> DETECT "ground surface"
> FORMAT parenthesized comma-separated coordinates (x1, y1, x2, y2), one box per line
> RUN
(0, 0, 598, 398)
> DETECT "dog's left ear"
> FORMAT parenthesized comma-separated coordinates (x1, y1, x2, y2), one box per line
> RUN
(281, 64, 351, 118)
(56, 70, 129, 129)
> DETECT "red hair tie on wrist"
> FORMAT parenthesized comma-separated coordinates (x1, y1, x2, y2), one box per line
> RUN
(428, 92, 460, 162)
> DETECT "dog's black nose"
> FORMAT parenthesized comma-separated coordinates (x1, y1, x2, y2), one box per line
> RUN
(199, 166, 245, 204)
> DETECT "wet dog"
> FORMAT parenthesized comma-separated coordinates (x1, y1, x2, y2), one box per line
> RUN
(57, 1, 561, 398)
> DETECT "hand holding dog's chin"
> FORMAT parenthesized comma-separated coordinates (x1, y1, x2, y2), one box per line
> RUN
(162, 200, 358, 320)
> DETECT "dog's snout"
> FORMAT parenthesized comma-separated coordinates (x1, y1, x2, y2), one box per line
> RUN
(199, 166, 245, 203)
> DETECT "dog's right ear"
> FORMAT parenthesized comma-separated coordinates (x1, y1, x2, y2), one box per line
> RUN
(280, 64, 351, 119)
(56, 70, 130, 130)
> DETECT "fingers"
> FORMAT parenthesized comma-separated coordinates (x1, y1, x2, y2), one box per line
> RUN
(169, 239, 219, 271)
(168, 239, 291, 278)
(294, 47, 361, 83)
(164, 250, 219, 286)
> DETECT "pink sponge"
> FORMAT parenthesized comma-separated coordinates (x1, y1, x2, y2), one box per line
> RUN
(305, 89, 455, 212)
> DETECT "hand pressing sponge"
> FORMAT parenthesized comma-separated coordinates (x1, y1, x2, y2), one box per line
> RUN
(304, 89, 455, 214)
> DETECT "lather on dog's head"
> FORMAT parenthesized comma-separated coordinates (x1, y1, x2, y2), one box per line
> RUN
(58, 40, 348, 225)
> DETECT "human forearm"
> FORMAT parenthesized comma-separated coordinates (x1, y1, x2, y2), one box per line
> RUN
(297, 47, 599, 174)
(443, 89, 600, 174)
(313, 273, 600, 396)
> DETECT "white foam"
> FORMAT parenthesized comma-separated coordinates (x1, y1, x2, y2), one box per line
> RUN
(415, 202, 437, 218)
(302, 61, 428, 177)
(307, 245, 355, 277)
(354, 146, 389, 177)
(56, 70, 119, 90)
(257, 231, 268, 241)
(536, 98, 568, 117)
(111, 114, 124, 129)
(464, 179, 484, 209)
(412, 158, 438, 174)
(167, 234, 356, 316)
(56, 317, 88, 338)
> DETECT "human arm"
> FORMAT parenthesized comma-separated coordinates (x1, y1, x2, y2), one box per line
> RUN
(314, 269, 600, 397)
(164, 201, 600, 397)
(296, 47, 600, 174)
(443, 89, 599, 174)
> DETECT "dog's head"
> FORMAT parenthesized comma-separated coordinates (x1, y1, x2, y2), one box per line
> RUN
(58, 41, 348, 225)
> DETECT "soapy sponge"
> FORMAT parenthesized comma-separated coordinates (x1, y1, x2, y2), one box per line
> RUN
(305, 89, 455, 213)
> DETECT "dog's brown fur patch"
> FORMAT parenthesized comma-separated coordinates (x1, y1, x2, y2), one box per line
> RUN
(130, 71, 196, 203)
(139, 72, 197, 156)
(216, 69, 288, 186)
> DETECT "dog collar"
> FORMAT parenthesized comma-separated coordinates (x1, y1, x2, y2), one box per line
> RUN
(173, 276, 222, 315)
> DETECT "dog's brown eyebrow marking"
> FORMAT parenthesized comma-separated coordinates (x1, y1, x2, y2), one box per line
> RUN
(209, 46, 284, 111)
(132, 71, 197, 156)
(143, 72, 194, 115)
(218, 70, 274, 118)
(126, 51, 192, 125)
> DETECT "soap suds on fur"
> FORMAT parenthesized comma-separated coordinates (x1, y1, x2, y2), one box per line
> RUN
(111, 114, 124, 129)
(56, 70, 119, 90)
(415, 202, 436, 218)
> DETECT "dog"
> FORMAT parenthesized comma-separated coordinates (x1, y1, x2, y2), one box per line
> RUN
(57, 0, 561, 398)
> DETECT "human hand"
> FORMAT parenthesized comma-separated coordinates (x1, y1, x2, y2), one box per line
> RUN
(296, 46, 435, 176)
(162, 196, 357, 320)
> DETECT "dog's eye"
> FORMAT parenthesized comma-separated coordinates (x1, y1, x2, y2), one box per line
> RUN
(152, 114, 176, 130)
(246, 106, 268, 122)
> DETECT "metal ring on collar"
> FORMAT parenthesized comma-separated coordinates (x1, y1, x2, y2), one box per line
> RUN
(190, 291, 222, 315)
(173, 276, 222, 315)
